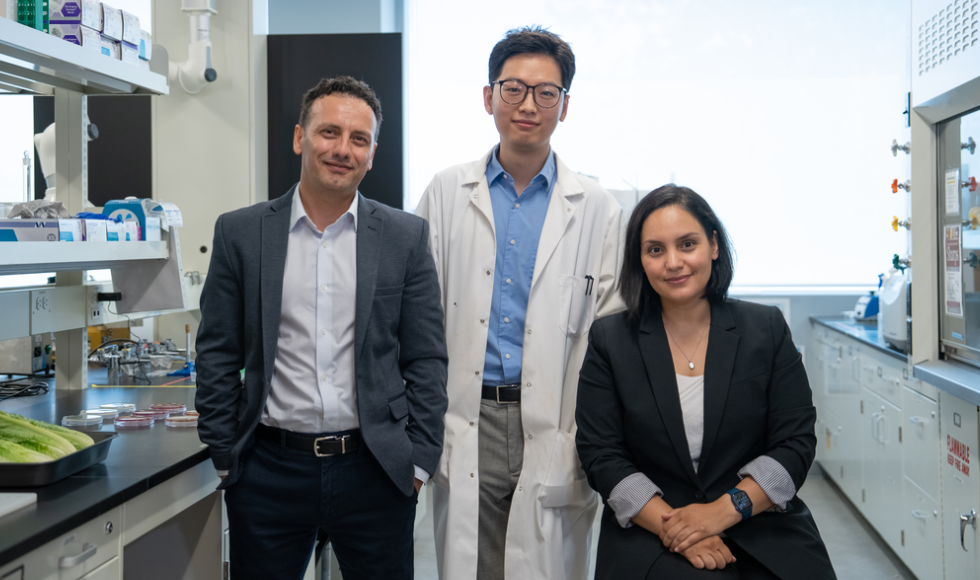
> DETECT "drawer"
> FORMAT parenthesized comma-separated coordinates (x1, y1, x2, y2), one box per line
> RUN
(861, 356, 903, 408)
(904, 375, 939, 402)
(0, 506, 120, 580)
(903, 386, 940, 500)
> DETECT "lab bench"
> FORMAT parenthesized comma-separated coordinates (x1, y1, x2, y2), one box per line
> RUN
(810, 317, 980, 580)
(0, 386, 222, 580)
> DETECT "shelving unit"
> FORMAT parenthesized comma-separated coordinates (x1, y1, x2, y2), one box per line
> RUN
(0, 17, 175, 391)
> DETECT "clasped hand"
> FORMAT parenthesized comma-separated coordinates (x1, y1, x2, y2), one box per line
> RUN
(660, 499, 742, 554)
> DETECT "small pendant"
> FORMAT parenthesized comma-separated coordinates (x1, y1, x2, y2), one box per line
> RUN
(688, 361, 695, 370)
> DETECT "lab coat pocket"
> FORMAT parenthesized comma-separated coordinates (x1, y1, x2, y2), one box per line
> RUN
(558, 275, 597, 338)
(539, 430, 595, 508)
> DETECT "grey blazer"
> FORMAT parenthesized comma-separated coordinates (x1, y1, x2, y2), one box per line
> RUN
(195, 185, 448, 495)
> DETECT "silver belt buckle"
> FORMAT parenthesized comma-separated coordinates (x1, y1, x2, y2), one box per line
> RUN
(314, 435, 346, 457)
(496, 385, 518, 404)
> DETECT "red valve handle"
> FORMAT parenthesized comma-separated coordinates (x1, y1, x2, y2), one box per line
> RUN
(970, 177, 977, 192)
(891, 178, 899, 193)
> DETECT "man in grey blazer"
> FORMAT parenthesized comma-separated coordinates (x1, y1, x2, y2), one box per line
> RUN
(195, 76, 448, 580)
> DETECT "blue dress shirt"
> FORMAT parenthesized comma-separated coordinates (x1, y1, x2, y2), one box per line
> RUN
(482, 148, 557, 385)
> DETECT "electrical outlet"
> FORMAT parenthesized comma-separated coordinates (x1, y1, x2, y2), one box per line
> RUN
(32, 290, 52, 317)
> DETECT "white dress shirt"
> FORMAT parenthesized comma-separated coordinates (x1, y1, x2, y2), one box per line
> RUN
(262, 190, 359, 433)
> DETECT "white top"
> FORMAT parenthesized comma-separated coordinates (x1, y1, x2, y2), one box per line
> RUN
(262, 191, 359, 433)
(676, 373, 705, 471)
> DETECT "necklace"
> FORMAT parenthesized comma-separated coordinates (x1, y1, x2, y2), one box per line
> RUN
(663, 322, 708, 370)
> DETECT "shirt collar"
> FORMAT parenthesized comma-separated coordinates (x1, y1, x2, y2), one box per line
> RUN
(291, 188, 359, 233)
(485, 145, 557, 191)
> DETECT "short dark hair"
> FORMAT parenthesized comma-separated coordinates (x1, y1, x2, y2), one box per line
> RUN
(298, 75, 383, 139)
(488, 26, 576, 91)
(619, 185, 735, 320)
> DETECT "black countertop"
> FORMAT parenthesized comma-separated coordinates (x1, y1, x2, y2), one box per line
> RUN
(0, 385, 209, 565)
(811, 317, 908, 362)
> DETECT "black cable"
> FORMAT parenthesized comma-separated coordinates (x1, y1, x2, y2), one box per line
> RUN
(106, 303, 142, 343)
(0, 381, 50, 402)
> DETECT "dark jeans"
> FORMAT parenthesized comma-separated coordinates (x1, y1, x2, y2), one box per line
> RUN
(225, 432, 417, 580)
(645, 539, 781, 580)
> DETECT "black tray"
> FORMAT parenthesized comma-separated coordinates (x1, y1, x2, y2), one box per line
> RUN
(0, 432, 117, 487)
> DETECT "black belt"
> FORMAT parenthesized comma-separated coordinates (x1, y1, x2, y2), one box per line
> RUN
(482, 383, 521, 404)
(255, 423, 360, 457)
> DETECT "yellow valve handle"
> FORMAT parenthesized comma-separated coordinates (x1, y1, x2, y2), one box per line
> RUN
(970, 207, 980, 231)
(892, 216, 899, 232)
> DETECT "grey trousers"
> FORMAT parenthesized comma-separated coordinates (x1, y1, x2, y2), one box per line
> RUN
(477, 398, 524, 580)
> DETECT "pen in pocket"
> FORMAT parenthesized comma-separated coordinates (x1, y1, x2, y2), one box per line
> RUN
(584, 275, 594, 296)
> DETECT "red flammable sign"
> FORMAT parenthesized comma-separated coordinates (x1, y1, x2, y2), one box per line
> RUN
(948, 435, 971, 477)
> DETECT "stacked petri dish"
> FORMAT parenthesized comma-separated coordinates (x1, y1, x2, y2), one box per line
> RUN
(165, 415, 198, 428)
(148, 403, 187, 416)
(62, 414, 103, 430)
(114, 416, 152, 429)
(100, 402, 136, 414)
(81, 408, 119, 423)
(132, 409, 168, 422)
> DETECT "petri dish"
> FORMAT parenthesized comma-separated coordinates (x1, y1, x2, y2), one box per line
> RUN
(149, 403, 187, 416)
(62, 414, 102, 427)
(165, 415, 198, 428)
(81, 408, 119, 421)
(114, 416, 152, 428)
(100, 402, 136, 413)
(132, 409, 167, 422)
(182, 410, 199, 418)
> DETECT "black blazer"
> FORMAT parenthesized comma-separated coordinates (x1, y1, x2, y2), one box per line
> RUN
(575, 299, 835, 580)
(195, 186, 449, 495)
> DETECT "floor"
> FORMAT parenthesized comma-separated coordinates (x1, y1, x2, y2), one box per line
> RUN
(407, 465, 917, 580)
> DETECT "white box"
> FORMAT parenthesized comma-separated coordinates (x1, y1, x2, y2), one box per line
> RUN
(58, 219, 82, 241)
(122, 222, 138, 241)
(105, 221, 125, 241)
(50, 22, 84, 45)
(81, 0, 100, 29)
(99, 3, 122, 40)
(82, 219, 107, 242)
(138, 30, 151, 61)
(144, 217, 161, 241)
(120, 9, 138, 46)
(100, 34, 120, 59)
(121, 41, 138, 64)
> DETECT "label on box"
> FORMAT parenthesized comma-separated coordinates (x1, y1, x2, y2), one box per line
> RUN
(159, 202, 183, 227)
(82, 219, 107, 242)
(120, 9, 139, 45)
(100, 35, 120, 59)
(50, 0, 82, 23)
(122, 222, 138, 241)
(79, 25, 100, 52)
(100, 3, 122, 40)
(58, 219, 82, 241)
(139, 30, 152, 60)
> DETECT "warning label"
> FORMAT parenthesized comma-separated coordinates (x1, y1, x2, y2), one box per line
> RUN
(948, 435, 971, 477)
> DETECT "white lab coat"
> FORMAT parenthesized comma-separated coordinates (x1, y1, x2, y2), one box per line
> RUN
(416, 149, 625, 580)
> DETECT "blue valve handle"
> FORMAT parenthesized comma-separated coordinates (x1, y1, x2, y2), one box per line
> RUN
(968, 252, 979, 269)
(892, 254, 907, 273)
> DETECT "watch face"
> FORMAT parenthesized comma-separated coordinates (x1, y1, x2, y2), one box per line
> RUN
(731, 490, 752, 512)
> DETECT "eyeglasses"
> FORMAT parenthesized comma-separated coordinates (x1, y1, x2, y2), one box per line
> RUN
(491, 80, 567, 109)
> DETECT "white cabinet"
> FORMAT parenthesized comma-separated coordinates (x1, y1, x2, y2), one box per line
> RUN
(78, 557, 119, 580)
(903, 386, 941, 500)
(0, 507, 120, 580)
(862, 386, 905, 555)
(940, 391, 979, 580)
(816, 404, 864, 505)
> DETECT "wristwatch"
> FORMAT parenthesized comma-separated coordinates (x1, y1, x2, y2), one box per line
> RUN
(726, 488, 752, 521)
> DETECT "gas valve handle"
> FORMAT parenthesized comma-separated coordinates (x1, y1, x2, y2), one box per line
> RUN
(891, 139, 911, 156)
(962, 176, 977, 192)
(892, 216, 911, 231)
(965, 252, 979, 269)
(892, 254, 911, 273)
(961, 509, 977, 552)
(963, 137, 977, 155)
(891, 179, 911, 194)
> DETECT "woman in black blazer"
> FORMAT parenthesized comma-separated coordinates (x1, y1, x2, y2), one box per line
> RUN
(575, 185, 835, 579)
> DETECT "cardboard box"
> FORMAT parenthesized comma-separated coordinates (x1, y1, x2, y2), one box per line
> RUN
(0, 219, 60, 241)
(138, 29, 151, 60)
(122, 221, 138, 241)
(50, 21, 99, 52)
(58, 219, 82, 241)
(49, 0, 83, 23)
(144, 216, 161, 241)
(121, 40, 138, 64)
(119, 8, 137, 45)
(82, 219, 107, 241)
(98, 2, 121, 40)
(99, 34, 119, 59)
(105, 220, 125, 241)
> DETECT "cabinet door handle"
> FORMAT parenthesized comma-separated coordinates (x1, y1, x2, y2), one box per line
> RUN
(877, 415, 888, 444)
(870, 412, 880, 440)
(911, 510, 928, 519)
(909, 416, 928, 425)
(59, 543, 97, 568)
(961, 509, 977, 552)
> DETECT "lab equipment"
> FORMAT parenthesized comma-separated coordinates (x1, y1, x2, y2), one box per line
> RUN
(0, 335, 53, 375)
(854, 292, 879, 320)
(880, 268, 909, 351)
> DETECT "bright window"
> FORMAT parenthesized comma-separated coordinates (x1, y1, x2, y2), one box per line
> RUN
(406, 0, 909, 289)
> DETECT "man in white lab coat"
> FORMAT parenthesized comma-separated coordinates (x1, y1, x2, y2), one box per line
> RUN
(415, 26, 624, 580)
